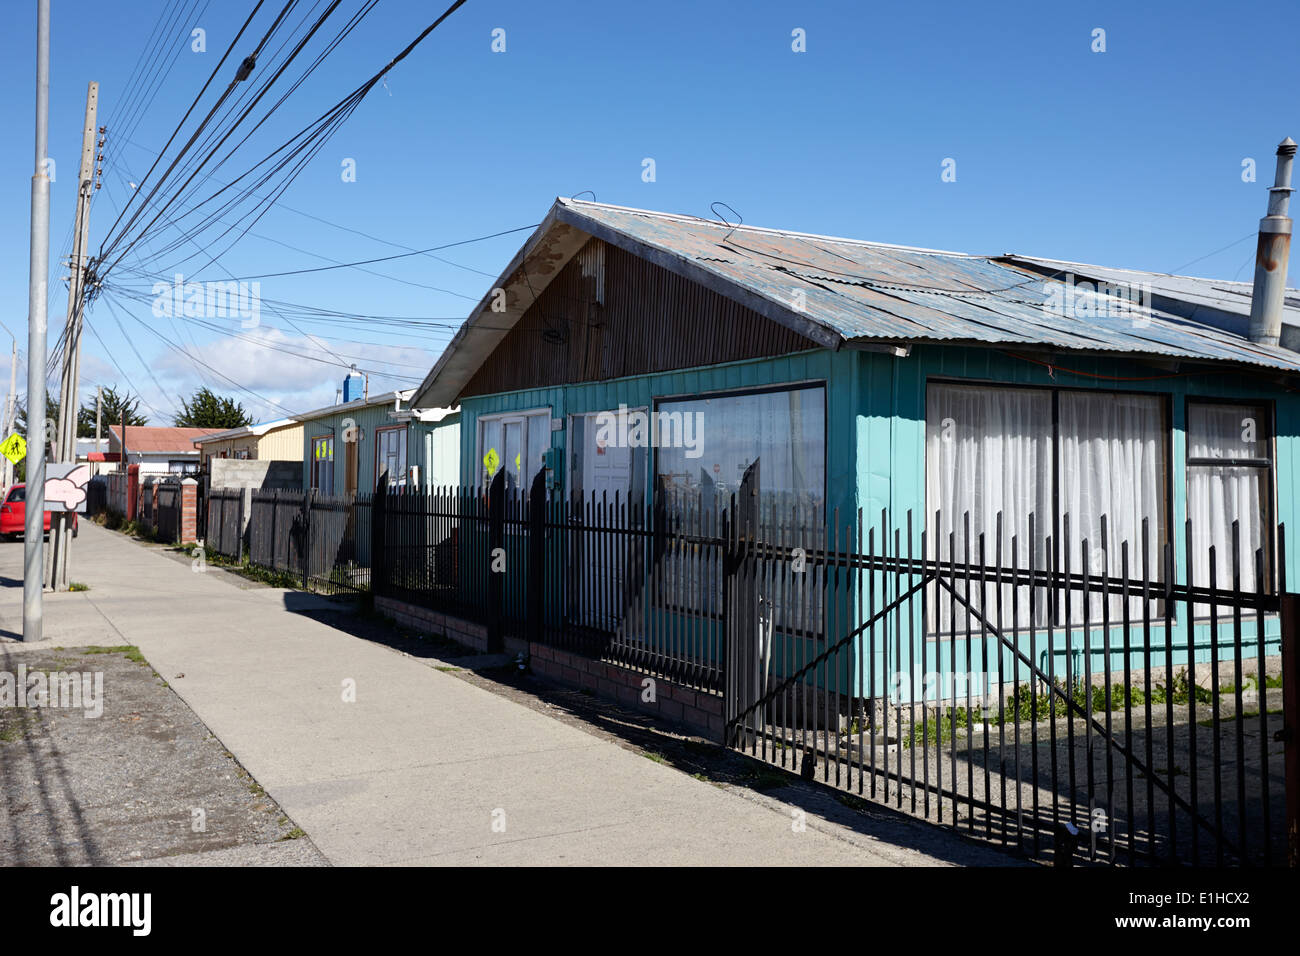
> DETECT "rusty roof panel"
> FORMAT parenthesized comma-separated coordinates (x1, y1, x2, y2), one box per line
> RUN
(409, 200, 1300, 407)
(550, 200, 1300, 374)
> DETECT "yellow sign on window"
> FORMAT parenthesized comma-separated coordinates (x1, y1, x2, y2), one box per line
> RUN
(483, 447, 500, 477)
(0, 433, 26, 465)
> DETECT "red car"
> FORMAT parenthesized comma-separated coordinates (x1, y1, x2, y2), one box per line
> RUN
(0, 484, 78, 540)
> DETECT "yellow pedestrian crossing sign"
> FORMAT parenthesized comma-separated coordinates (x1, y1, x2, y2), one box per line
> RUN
(0, 433, 26, 465)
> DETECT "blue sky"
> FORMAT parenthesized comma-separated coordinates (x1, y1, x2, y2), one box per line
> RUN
(2, 0, 1297, 424)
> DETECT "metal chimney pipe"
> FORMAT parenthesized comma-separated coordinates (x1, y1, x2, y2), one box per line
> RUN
(1248, 137, 1296, 345)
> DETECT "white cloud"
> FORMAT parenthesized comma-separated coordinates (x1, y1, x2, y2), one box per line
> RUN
(115, 327, 438, 423)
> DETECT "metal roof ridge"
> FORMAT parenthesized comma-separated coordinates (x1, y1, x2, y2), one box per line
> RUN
(1001, 252, 1300, 293)
(558, 196, 982, 258)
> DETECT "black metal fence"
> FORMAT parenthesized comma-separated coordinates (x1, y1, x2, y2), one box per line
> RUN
(214, 470, 1298, 867)
(206, 488, 243, 559)
(722, 499, 1293, 868)
(203, 487, 371, 595)
(85, 475, 109, 515)
(154, 481, 182, 543)
(369, 476, 773, 694)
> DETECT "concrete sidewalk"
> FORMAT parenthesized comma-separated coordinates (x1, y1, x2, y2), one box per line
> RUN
(0, 525, 1015, 866)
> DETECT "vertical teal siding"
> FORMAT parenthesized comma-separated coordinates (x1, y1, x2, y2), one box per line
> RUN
(858, 344, 1299, 697)
(876, 344, 1300, 594)
(300, 404, 460, 494)
(454, 343, 1299, 697)
(459, 348, 859, 517)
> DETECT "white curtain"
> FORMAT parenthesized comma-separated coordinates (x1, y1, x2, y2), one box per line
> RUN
(925, 384, 1053, 631)
(1058, 392, 1165, 623)
(1187, 403, 1268, 604)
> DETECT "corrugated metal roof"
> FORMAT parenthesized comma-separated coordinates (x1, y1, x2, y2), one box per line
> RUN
(411, 199, 1300, 407)
(1000, 254, 1300, 327)
(561, 200, 1300, 371)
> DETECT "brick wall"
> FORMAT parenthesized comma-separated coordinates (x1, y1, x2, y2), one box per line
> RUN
(180, 479, 198, 544)
(374, 595, 724, 741)
(133, 476, 199, 544)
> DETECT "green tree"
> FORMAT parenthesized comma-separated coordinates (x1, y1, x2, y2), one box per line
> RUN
(13, 395, 61, 441)
(77, 386, 147, 438)
(173, 387, 253, 429)
(11, 395, 60, 482)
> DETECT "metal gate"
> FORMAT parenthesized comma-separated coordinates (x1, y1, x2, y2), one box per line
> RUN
(723, 502, 1296, 867)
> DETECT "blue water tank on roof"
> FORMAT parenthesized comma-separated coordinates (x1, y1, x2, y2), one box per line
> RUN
(343, 368, 364, 403)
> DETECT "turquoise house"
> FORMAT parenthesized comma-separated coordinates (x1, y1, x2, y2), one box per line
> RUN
(408, 198, 1300, 700)
(293, 384, 460, 497)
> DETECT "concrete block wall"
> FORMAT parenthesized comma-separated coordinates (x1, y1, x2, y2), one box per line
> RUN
(210, 458, 303, 491)
(374, 596, 497, 653)
(374, 595, 725, 741)
(528, 643, 724, 741)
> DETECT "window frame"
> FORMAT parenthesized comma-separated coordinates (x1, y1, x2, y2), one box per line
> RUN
(310, 434, 335, 495)
(474, 407, 552, 493)
(373, 424, 408, 489)
(650, 380, 829, 638)
(651, 379, 829, 510)
(924, 377, 1175, 632)
(1184, 396, 1277, 596)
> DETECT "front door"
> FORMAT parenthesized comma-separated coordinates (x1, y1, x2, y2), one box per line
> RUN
(571, 408, 642, 629)
(345, 439, 358, 497)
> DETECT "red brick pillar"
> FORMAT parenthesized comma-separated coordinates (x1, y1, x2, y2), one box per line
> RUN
(180, 478, 198, 544)
(126, 464, 140, 521)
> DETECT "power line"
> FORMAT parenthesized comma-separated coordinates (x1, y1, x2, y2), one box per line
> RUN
(109, 158, 483, 299)
(98, 0, 285, 266)
(99, 294, 187, 415)
(101, 0, 375, 276)
(82, 319, 174, 422)
(103, 296, 300, 418)
(120, 137, 498, 279)
(100, 0, 471, 287)
(103, 286, 429, 377)
(224, 223, 538, 280)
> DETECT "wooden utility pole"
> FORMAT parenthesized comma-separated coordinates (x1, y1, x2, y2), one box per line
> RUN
(47, 81, 99, 592)
(94, 384, 102, 456)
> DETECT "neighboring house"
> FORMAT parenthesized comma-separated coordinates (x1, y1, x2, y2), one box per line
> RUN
(194, 417, 304, 467)
(293, 384, 460, 496)
(75, 437, 117, 477)
(107, 425, 223, 475)
(409, 196, 1300, 666)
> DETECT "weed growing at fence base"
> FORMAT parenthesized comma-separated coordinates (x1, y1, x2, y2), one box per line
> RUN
(96, 512, 168, 544)
(901, 668, 1234, 749)
(187, 545, 305, 590)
